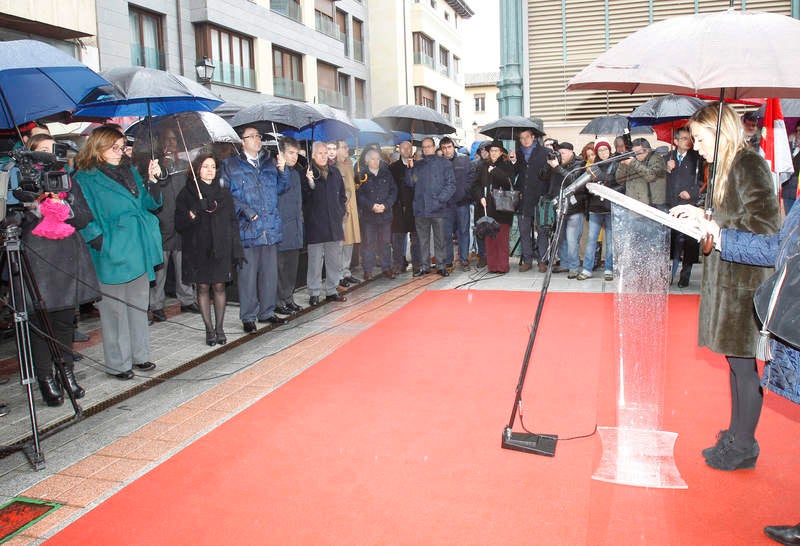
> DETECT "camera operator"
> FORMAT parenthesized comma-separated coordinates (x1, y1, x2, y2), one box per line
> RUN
(540, 142, 586, 277)
(11, 134, 100, 406)
(616, 137, 668, 210)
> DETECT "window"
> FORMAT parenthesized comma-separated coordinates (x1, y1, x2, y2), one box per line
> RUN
(440, 94, 450, 119)
(273, 46, 304, 100)
(444, 12, 450, 21)
(352, 18, 364, 62)
(317, 61, 344, 109)
(270, 0, 302, 22)
(439, 46, 449, 76)
(336, 9, 348, 54)
(196, 24, 255, 89)
(129, 6, 164, 70)
(430, 0, 436, 7)
(354, 78, 366, 117)
(414, 86, 435, 109)
(315, 0, 338, 38)
(454, 100, 462, 127)
(412, 32, 434, 68)
(474, 93, 485, 112)
(453, 55, 461, 77)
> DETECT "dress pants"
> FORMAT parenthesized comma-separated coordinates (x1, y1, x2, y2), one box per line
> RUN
(392, 231, 421, 270)
(238, 244, 278, 321)
(362, 222, 392, 273)
(149, 249, 195, 310)
(415, 216, 447, 271)
(518, 214, 536, 264)
(446, 204, 471, 265)
(277, 249, 300, 306)
(97, 274, 150, 374)
(341, 244, 354, 279)
(307, 240, 343, 296)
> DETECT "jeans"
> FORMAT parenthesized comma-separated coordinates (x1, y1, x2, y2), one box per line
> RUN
(581, 212, 612, 274)
(392, 231, 421, 269)
(362, 222, 392, 273)
(518, 214, 535, 264)
(446, 204, 472, 265)
(557, 212, 584, 272)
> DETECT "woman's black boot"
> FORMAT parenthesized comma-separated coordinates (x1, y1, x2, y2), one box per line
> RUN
(62, 364, 85, 399)
(38, 376, 64, 407)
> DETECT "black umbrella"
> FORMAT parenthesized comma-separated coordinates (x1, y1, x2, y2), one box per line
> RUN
(628, 95, 706, 126)
(480, 116, 544, 140)
(373, 104, 456, 136)
(580, 114, 652, 137)
(229, 98, 322, 134)
(127, 110, 241, 151)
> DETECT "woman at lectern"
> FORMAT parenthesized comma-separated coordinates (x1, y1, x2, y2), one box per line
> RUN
(670, 102, 780, 472)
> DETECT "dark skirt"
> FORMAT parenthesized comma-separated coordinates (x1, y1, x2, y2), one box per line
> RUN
(181, 248, 233, 285)
(486, 223, 510, 273)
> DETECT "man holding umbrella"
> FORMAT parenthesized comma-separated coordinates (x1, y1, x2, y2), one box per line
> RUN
(221, 125, 290, 333)
(511, 128, 550, 272)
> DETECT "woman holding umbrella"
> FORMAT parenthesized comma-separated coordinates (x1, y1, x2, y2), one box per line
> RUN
(77, 126, 163, 380)
(473, 141, 515, 273)
(175, 153, 243, 346)
(671, 102, 781, 471)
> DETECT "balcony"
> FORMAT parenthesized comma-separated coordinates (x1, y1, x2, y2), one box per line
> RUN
(355, 99, 366, 118)
(130, 44, 165, 70)
(274, 77, 305, 101)
(271, 0, 302, 23)
(318, 87, 345, 109)
(454, 117, 462, 128)
(413, 52, 434, 69)
(212, 60, 255, 89)
(315, 11, 340, 40)
(439, 65, 450, 77)
(353, 39, 364, 62)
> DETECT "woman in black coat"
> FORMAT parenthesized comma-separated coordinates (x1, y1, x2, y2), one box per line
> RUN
(19, 134, 101, 406)
(175, 153, 243, 346)
(473, 141, 516, 273)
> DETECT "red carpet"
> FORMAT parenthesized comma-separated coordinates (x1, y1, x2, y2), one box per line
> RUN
(47, 291, 800, 545)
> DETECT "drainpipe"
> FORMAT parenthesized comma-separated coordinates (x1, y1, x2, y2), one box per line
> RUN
(175, 0, 185, 75)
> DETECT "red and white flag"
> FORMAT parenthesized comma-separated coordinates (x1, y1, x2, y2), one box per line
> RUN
(760, 98, 794, 197)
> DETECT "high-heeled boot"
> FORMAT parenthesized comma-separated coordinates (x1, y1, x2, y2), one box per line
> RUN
(38, 375, 63, 407)
(62, 363, 85, 399)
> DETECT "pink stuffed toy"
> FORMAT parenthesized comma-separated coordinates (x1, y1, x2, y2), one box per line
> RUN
(32, 194, 75, 240)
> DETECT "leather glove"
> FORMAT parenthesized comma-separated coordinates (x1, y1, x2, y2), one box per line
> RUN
(88, 234, 103, 251)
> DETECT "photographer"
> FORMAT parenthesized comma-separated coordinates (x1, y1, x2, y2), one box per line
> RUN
(12, 134, 100, 405)
(540, 142, 587, 277)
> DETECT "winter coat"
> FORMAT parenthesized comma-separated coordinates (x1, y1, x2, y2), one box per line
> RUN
(540, 157, 587, 217)
(174, 177, 243, 284)
(446, 154, 475, 207)
(338, 158, 361, 244)
(357, 165, 397, 225)
(665, 149, 703, 208)
(77, 164, 163, 284)
(388, 159, 415, 233)
(585, 162, 622, 214)
(404, 154, 456, 218)
(513, 144, 550, 216)
(19, 180, 100, 311)
(302, 163, 347, 244)
(220, 151, 290, 248)
(616, 150, 667, 206)
(720, 196, 800, 403)
(277, 166, 304, 251)
(472, 157, 516, 226)
(699, 147, 781, 357)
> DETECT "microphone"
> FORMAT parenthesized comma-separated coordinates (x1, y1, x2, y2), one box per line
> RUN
(561, 150, 636, 198)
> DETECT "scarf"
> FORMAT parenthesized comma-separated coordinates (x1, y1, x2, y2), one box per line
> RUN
(98, 161, 138, 197)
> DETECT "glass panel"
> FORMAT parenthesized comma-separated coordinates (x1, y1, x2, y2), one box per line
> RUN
(220, 31, 231, 86)
(231, 36, 241, 87)
(242, 40, 252, 89)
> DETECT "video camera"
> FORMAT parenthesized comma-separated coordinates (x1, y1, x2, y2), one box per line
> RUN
(544, 139, 560, 161)
(10, 142, 71, 202)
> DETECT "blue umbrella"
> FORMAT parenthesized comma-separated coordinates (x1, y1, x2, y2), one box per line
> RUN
(0, 40, 110, 129)
(282, 103, 357, 142)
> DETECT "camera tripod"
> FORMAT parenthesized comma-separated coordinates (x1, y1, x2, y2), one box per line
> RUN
(1, 224, 83, 470)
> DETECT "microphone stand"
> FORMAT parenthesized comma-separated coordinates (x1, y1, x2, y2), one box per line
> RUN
(501, 151, 633, 456)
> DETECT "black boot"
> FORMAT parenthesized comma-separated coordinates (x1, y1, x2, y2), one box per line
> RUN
(62, 364, 85, 399)
(38, 376, 63, 407)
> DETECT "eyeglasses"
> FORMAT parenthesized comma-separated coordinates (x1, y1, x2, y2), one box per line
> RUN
(109, 144, 130, 153)
(242, 134, 263, 140)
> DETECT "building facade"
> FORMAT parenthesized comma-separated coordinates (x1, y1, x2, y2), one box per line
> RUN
(463, 71, 499, 145)
(92, 0, 370, 115)
(367, 0, 473, 142)
(525, 0, 796, 137)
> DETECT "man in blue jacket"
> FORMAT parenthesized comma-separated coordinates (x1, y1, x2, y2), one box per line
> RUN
(405, 137, 456, 276)
(221, 125, 290, 333)
(440, 137, 475, 272)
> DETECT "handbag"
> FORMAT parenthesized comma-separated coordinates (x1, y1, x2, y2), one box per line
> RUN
(491, 187, 520, 213)
(753, 253, 800, 358)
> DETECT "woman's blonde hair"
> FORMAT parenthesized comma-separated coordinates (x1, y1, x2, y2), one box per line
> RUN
(75, 126, 125, 171)
(689, 102, 745, 205)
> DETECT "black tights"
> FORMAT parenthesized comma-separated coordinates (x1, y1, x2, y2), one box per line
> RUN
(727, 356, 763, 447)
(197, 283, 227, 334)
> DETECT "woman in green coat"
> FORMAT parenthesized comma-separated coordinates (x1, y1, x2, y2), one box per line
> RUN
(76, 126, 163, 380)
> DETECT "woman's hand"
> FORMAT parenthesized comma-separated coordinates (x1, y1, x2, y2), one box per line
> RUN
(699, 216, 722, 247)
(147, 159, 162, 182)
(669, 204, 703, 220)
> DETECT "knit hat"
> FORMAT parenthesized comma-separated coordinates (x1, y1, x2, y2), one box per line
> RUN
(594, 140, 612, 154)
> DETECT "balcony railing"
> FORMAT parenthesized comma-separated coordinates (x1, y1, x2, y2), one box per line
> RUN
(439, 65, 450, 77)
(454, 117, 462, 128)
(271, 0, 302, 22)
(413, 52, 434, 69)
(274, 77, 305, 101)
(130, 44, 165, 70)
(318, 87, 345, 109)
(353, 39, 364, 62)
(315, 11, 340, 40)
(212, 60, 255, 89)
(355, 98, 366, 118)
